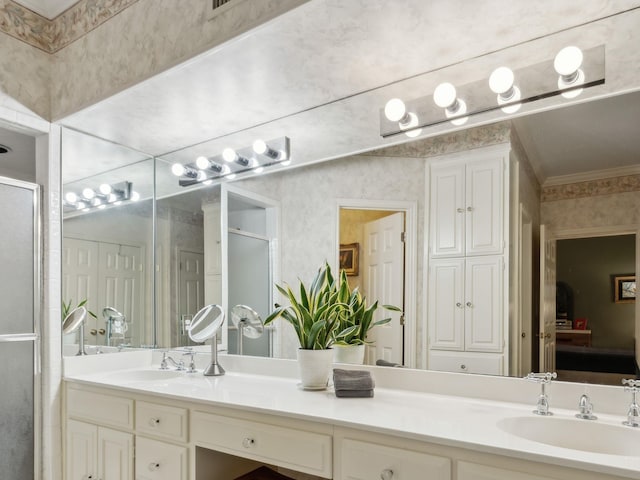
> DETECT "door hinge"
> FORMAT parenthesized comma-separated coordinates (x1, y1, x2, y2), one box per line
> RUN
(400, 313, 406, 326)
(401, 231, 406, 243)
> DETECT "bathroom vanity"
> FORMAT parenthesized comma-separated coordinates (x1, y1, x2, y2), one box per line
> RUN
(63, 351, 640, 480)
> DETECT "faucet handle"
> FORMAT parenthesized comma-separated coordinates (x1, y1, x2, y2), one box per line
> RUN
(622, 378, 640, 391)
(183, 350, 197, 373)
(525, 372, 557, 383)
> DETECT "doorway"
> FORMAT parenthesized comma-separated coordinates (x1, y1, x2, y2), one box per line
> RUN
(553, 234, 637, 385)
(337, 200, 418, 367)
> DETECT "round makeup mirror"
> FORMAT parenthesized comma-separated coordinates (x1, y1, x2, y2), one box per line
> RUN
(188, 304, 225, 376)
(230, 305, 264, 355)
(62, 306, 88, 356)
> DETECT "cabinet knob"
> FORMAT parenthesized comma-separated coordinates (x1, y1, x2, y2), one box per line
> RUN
(89, 329, 97, 336)
(149, 417, 160, 427)
(460, 364, 467, 370)
(242, 437, 255, 448)
(98, 329, 105, 335)
(456, 208, 464, 213)
(467, 206, 474, 212)
(456, 302, 463, 308)
(466, 302, 473, 308)
(380, 469, 394, 480)
(148, 462, 160, 472)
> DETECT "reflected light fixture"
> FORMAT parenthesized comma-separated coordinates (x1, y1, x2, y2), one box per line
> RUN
(433, 82, 468, 126)
(173, 136, 290, 187)
(489, 66, 522, 114)
(380, 45, 604, 138)
(554, 46, 584, 99)
(64, 181, 136, 216)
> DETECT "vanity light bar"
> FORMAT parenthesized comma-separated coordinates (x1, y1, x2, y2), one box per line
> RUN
(175, 136, 291, 187)
(63, 181, 137, 213)
(380, 45, 605, 138)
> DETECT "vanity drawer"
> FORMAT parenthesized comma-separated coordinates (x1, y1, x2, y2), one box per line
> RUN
(135, 436, 188, 480)
(339, 438, 451, 479)
(136, 401, 188, 442)
(457, 461, 558, 480)
(429, 350, 503, 375)
(192, 411, 332, 478)
(67, 387, 133, 430)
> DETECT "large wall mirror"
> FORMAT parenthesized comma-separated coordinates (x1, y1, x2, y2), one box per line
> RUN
(61, 88, 640, 386)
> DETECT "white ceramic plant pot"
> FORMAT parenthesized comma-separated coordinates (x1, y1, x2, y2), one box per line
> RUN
(333, 344, 366, 364)
(297, 348, 333, 390)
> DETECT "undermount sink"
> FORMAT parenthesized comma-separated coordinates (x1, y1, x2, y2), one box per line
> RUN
(100, 369, 183, 383)
(497, 416, 640, 456)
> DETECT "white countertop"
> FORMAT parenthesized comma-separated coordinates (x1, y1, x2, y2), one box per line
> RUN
(63, 351, 640, 479)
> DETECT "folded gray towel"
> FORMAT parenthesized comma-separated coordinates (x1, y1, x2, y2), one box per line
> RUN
(335, 389, 374, 398)
(333, 368, 375, 391)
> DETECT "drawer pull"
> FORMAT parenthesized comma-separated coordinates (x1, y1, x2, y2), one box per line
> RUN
(148, 462, 160, 471)
(460, 364, 467, 370)
(456, 302, 462, 308)
(466, 302, 473, 308)
(456, 208, 464, 213)
(381, 469, 394, 480)
(242, 437, 255, 449)
(149, 417, 161, 427)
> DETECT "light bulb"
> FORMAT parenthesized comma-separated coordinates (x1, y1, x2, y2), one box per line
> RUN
(399, 112, 422, 137)
(130, 191, 140, 202)
(221, 165, 231, 175)
(446, 99, 468, 126)
(433, 83, 457, 109)
(171, 163, 186, 176)
(196, 156, 210, 170)
(561, 86, 583, 99)
(65, 192, 78, 203)
(554, 46, 583, 77)
(91, 198, 102, 207)
(75, 202, 84, 210)
(107, 193, 117, 203)
(405, 128, 422, 138)
(222, 148, 237, 163)
(82, 188, 95, 199)
(197, 170, 207, 182)
(384, 98, 407, 122)
(99, 183, 112, 195)
(497, 85, 522, 114)
(252, 139, 267, 155)
(489, 67, 514, 95)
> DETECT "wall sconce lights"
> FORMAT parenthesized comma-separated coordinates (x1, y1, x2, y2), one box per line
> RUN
(173, 136, 291, 187)
(380, 45, 604, 138)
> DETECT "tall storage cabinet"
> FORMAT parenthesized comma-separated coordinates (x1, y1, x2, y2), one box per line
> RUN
(427, 145, 510, 375)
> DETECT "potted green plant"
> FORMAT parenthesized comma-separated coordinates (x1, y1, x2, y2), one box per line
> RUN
(264, 262, 347, 389)
(333, 269, 402, 364)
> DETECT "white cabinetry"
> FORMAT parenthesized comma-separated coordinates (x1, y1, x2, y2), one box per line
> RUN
(429, 151, 503, 258)
(66, 419, 133, 480)
(135, 436, 187, 480)
(427, 145, 509, 375)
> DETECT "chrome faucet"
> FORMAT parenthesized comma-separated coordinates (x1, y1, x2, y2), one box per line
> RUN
(182, 349, 197, 373)
(575, 394, 597, 420)
(160, 351, 185, 371)
(622, 379, 640, 427)
(525, 372, 557, 416)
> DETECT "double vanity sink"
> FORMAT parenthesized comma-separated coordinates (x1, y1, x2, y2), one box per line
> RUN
(62, 350, 640, 480)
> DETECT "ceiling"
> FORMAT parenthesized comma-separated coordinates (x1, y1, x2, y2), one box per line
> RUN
(13, 0, 79, 19)
(59, 0, 640, 187)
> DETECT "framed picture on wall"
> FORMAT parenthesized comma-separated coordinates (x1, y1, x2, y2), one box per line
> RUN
(613, 274, 636, 303)
(339, 243, 359, 276)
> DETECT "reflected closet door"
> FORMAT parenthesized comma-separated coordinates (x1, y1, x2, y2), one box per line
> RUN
(0, 177, 40, 480)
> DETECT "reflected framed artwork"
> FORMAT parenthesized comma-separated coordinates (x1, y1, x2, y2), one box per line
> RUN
(613, 274, 636, 304)
(339, 243, 359, 276)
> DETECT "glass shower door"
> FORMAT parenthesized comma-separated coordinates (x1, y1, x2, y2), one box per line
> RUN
(0, 177, 40, 480)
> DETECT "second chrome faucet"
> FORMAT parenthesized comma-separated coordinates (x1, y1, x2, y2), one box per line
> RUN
(525, 372, 557, 416)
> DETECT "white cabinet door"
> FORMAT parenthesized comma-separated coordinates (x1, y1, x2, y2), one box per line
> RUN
(465, 156, 503, 256)
(428, 258, 465, 350)
(464, 256, 503, 353)
(66, 420, 97, 480)
(339, 438, 451, 480)
(97, 427, 133, 480)
(430, 162, 465, 257)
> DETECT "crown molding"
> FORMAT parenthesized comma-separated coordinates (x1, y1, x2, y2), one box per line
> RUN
(543, 164, 640, 187)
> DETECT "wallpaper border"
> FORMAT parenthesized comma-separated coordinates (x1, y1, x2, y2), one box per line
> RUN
(542, 174, 640, 202)
(0, 0, 139, 53)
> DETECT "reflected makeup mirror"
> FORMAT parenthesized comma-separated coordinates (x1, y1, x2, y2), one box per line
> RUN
(188, 304, 225, 376)
(62, 306, 88, 356)
(230, 305, 264, 355)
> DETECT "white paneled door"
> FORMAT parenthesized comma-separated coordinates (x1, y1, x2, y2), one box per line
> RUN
(177, 250, 205, 346)
(363, 212, 405, 365)
(539, 225, 557, 372)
